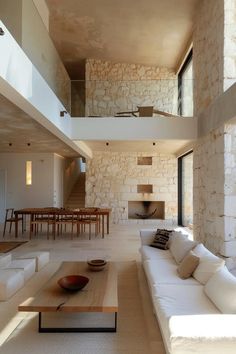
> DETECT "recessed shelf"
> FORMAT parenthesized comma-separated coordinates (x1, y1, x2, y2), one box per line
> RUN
(137, 184, 153, 193)
(137, 157, 152, 165)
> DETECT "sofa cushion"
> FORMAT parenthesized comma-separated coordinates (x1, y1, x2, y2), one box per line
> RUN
(177, 251, 200, 279)
(143, 259, 200, 287)
(150, 229, 172, 250)
(0, 254, 12, 268)
(0, 269, 24, 301)
(152, 284, 219, 354)
(169, 232, 197, 264)
(140, 245, 172, 262)
(192, 243, 225, 285)
(204, 267, 236, 314)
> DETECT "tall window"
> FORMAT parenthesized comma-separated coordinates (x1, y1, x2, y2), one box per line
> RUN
(178, 50, 193, 116)
(178, 151, 193, 226)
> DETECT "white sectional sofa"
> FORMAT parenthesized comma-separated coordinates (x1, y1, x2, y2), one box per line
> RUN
(140, 229, 236, 354)
(0, 251, 50, 300)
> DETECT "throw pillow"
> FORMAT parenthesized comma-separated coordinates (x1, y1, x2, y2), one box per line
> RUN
(177, 250, 200, 279)
(192, 243, 225, 285)
(150, 229, 172, 250)
(169, 233, 197, 264)
(204, 267, 236, 313)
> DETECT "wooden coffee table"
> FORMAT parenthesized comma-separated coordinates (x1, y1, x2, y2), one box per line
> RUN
(18, 261, 118, 333)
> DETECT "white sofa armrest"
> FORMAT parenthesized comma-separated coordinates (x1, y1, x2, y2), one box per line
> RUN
(140, 229, 156, 245)
(169, 314, 236, 354)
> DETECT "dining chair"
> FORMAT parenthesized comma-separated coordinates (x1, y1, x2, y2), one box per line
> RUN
(29, 212, 53, 240)
(76, 208, 100, 240)
(54, 210, 75, 239)
(3, 208, 23, 237)
(137, 106, 154, 117)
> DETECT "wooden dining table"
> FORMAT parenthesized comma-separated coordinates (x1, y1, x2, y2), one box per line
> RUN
(14, 208, 111, 239)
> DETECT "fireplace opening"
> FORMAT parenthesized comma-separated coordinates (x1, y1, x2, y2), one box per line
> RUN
(128, 201, 165, 219)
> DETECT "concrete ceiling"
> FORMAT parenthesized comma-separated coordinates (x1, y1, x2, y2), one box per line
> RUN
(0, 94, 79, 157)
(84, 140, 193, 155)
(46, 0, 200, 79)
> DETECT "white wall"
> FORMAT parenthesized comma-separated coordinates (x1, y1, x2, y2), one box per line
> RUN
(0, 153, 55, 214)
(64, 158, 81, 202)
(71, 117, 197, 141)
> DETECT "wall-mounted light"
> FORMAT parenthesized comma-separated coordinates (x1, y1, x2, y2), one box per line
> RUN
(60, 110, 68, 117)
(0, 28, 5, 36)
(26, 161, 32, 185)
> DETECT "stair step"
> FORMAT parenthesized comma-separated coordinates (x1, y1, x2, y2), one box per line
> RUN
(65, 173, 86, 209)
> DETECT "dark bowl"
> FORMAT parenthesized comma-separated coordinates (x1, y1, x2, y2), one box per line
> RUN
(87, 259, 107, 271)
(58, 275, 89, 291)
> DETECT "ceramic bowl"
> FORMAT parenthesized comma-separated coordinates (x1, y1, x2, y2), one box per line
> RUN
(58, 275, 89, 291)
(87, 259, 107, 271)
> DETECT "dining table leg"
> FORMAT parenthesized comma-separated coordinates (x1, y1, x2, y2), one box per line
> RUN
(107, 213, 109, 234)
(102, 215, 104, 238)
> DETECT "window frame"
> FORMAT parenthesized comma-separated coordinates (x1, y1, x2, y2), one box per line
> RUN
(178, 49, 193, 116)
(178, 150, 193, 226)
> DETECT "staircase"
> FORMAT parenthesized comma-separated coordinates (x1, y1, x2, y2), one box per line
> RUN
(65, 172, 86, 209)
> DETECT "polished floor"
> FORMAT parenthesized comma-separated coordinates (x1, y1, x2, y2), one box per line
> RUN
(0, 222, 166, 354)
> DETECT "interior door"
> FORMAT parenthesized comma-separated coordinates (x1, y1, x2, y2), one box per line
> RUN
(0, 169, 6, 223)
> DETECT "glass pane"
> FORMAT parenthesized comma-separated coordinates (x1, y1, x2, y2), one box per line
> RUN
(182, 153, 193, 226)
(182, 61, 193, 116)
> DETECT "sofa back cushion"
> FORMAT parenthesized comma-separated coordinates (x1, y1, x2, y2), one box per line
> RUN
(169, 232, 197, 263)
(177, 250, 200, 279)
(192, 243, 225, 285)
(204, 267, 236, 313)
(150, 229, 172, 250)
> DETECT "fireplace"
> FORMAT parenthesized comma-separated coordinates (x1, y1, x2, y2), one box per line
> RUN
(128, 201, 165, 219)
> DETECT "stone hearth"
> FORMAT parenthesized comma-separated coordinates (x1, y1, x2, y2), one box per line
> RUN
(128, 201, 165, 220)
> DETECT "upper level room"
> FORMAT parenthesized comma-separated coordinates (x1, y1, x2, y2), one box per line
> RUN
(0, 0, 236, 145)
(0, 0, 199, 119)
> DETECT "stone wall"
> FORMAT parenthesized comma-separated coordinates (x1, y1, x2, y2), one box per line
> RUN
(193, 126, 225, 253)
(192, 0, 236, 256)
(86, 151, 177, 224)
(85, 59, 177, 117)
(224, 0, 236, 91)
(193, 0, 224, 116)
(223, 124, 236, 254)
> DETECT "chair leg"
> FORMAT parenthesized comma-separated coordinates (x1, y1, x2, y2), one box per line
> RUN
(3, 220, 7, 237)
(47, 224, 49, 240)
(30, 223, 32, 240)
(71, 223, 74, 240)
(9, 221, 12, 234)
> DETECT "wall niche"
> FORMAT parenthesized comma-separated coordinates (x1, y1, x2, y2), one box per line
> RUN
(137, 184, 153, 193)
(137, 156, 152, 165)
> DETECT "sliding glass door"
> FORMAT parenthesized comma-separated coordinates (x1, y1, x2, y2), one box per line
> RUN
(178, 151, 193, 226)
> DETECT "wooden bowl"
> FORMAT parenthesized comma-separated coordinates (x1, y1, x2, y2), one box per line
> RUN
(58, 275, 89, 291)
(87, 259, 107, 271)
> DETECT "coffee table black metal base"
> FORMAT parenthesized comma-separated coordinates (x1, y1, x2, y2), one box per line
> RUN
(38, 312, 117, 333)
